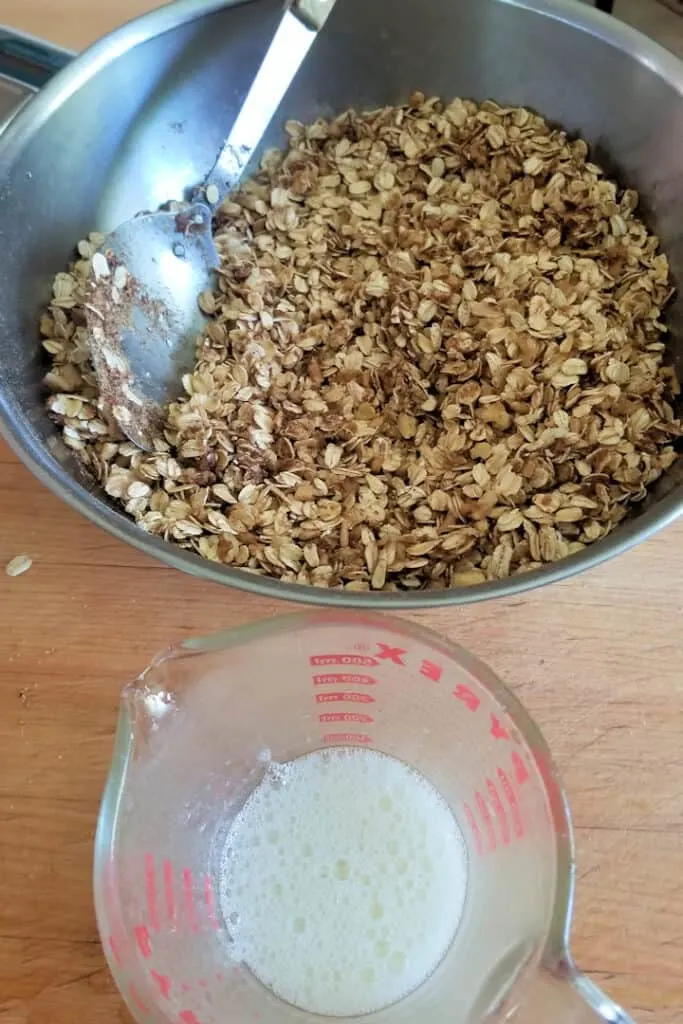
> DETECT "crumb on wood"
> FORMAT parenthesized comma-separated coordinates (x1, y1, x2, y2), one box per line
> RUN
(6, 554, 32, 577)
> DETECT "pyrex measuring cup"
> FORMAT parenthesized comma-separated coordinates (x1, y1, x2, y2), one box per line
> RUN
(94, 612, 633, 1024)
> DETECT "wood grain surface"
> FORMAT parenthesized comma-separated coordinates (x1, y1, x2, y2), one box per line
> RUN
(0, 3, 682, 1022)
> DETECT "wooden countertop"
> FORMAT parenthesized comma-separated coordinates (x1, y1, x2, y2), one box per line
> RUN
(1, 3, 682, 1022)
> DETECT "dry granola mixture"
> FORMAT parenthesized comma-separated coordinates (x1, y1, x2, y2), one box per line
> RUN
(42, 94, 682, 591)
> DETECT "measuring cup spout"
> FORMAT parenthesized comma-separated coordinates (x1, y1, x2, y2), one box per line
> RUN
(119, 643, 191, 744)
(505, 957, 636, 1024)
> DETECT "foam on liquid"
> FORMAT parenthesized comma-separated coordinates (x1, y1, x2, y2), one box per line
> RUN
(219, 747, 468, 1017)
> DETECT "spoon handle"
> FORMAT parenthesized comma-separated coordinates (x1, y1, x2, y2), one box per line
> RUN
(203, 0, 337, 208)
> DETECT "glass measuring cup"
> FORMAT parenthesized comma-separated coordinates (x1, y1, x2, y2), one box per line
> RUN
(94, 611, 633, 1024)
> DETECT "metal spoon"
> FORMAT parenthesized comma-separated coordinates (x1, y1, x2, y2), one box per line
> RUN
(85, 0, 336, 451)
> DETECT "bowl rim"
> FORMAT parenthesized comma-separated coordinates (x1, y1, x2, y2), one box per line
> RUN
(0, 0, 681, 608)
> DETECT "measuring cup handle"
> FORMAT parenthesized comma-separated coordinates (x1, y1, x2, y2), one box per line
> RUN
(510, 957, 636, 1024)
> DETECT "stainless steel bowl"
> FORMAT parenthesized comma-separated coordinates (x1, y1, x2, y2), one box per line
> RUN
(0, 0, 681, 608)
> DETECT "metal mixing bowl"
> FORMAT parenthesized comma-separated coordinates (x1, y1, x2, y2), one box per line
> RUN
(0, 0, 681, 608)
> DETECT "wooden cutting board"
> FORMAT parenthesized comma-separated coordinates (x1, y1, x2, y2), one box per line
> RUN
(0, 4, 681, 1023)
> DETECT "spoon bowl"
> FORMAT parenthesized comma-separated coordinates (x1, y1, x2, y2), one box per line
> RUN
(85, 0, 336, 449)
(85, 203, 217, 450)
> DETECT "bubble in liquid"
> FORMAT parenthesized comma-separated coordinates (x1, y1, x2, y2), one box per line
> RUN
(389, 951, 406, 974)
(293, 916, 307, 934)
(361, 967, 376, 985)
(266, 761, 291, 789)
(370, 901, 384, 920)
(334, 859, 350, 881)
(379, 795, 392, 812)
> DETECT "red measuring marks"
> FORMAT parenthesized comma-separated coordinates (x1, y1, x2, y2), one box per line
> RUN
(486, 777, 510, 845)
(474, 790, 497, 852)
(463, 802, 484, 856)
(134, 975, 207, 1024)
(512, 750, 530, 784)
(313, 673, 377, 686)
(111, 857, 221, 965)
(317, 688, 375, 725)
(108, 933, 124, 968)
(134, 923, 153, 959)
(163, 858, 176, 927)
(316, 691, 375, 704)
(463, 750, 532, 857)
(453, 683, 481, 712)
(490, 714, 510, 742)
(145, 852, 160, 933)
(308, 640, 515, 744)
(310, 654, 378, 667)
(307, 636, 538, 854)
(154, 856, 221, 934)
(497, 766, 524, 839)
(308, 638, 448, 742)
(453, 686, 516, 744)
(204, 875, 220, 931)
(419, 659, 442, 681)
(320, 715, 374, 727)
(128, 983, 149, 1014)
(104, 855, 228, 1024)
(322, 732, 372, 744)
(311, 658, 381, 744)
(183, 868, 199, 933)
(151, 969, 172, 999)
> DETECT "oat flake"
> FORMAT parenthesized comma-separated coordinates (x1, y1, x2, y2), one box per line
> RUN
(6, 555, 32, 577)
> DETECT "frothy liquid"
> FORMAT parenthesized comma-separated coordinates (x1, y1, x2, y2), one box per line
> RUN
(219, 747, 468, 1017)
